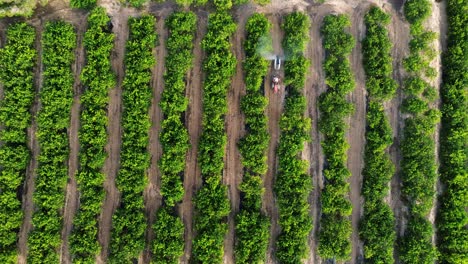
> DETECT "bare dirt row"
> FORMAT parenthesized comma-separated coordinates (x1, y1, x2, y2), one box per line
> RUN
(180, 11, 206, 263)
(0, 0, 446, 262)
(60, 12, 87, 264)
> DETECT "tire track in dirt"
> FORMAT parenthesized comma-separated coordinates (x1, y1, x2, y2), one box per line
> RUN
(387, 4, 408, 232)
(142, 15, 168, 264)
(17, 22, 43, 264)
(303, 3, 357, 263)
(385, 4, 410, 263)
(263, 14, 284, 264)
(60, 15, 87, 264)
(303, 7, 328, 264)
(98, 10, 129, 263)
(180, 12, 207, 264)
(424, 0, 446, 246)
(347, 5, 369, 263)
(222, 10, 251, 263)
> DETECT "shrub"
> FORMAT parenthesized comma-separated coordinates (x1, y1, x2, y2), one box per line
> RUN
(0, 22, 36, 263)
(0, 0, 37, 18)
(436, 0, 468, 262)
(358, 10, 397, 260)
(234, 13, 270, 264)
(70, 0, 96, 9)
(399, 1, 440, 261)
(192, 12, 236, 263)
(108, 15, 156, 263)
(152, 11, 196, 264)
(317, 14, 355, 261)
(27, 21, 76, 264)
(274, 12, 313, 264)
(69, 7, 115, 263)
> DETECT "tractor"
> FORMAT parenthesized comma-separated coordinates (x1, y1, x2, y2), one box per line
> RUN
(272, 56, 281, 93)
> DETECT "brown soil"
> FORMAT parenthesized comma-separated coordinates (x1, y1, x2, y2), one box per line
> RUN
(17, 22, 43, 264)
(141, 14, 169, 263)
(60, 14, 87, 264)
(347, 4, 368, 263)
(222, 9, 250, 263)
(14, 6, 90, 262)
(98, 8, 130, 263)
(425, 0, 446, 246)
(303, 1, 411, 263)
(179, 12, 207, 264)
(262, 14, 285, 264)
(384, 9, 411, 264)
(3, 0, 448, 263)
(303, 7, 327, 264)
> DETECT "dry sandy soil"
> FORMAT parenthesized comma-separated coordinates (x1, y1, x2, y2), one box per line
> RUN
(0, 0, 447, 262)
(179, 11, 206, 263)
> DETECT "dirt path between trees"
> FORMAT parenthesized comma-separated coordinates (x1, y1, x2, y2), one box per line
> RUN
(384, 4, 410, 263)
(347, 5, 368, 263)
(386, 1, 410, 241)
(222, 10, 249, 263)
(98, 9, 130, 263)
(141, 14, 168, 263)
(180, 12, 207, 264)
(2, 0, 448, 262)
(262, 14, 285, 264)
(304, 2, 407, 263)
(425, 0, 446, 246)
(60, 14, 87, 264)
(17, 22, 43, 264)
(303, 7, 328, 264)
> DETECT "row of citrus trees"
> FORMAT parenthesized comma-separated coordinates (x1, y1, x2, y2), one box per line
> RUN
(191, 11, 236, 263)
(27, 21, 76, 263)
(68, 7, 115, 263)
(151, 11, 196, 264)
(399, 0, 440, 262)
(0, 23, 37, 263)
(70, 0, 270, 15)
(108, 15, 156, 263)
(436, 0, 468, 262)
(234, 13, 271, 264)
(317, 14, 355, 261)
(274, 12, 313, 264)
(359, 7, 397, 263)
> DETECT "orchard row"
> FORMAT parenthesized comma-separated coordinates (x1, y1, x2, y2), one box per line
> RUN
(0, 3, 466, 264)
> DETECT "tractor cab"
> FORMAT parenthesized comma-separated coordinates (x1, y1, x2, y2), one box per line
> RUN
(272, 56, 282, 93)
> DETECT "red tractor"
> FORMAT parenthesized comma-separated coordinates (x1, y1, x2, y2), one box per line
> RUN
(272, 56, 282, 93)
(272, 75, 280, 93)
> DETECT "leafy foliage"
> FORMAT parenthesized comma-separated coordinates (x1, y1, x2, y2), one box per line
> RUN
(399, 1, 440, 262)
(0, 22, 36, 263)
(27, 21, 76, 264)
(158, 11, 196, 208)
(360, 103, 396, 262)
(152, 207, 185, 264)
(70, 0, 96, 10)
(0, 0, 37, 18)
(152, 11, 196, 264)
(404, 0, 431, 25)
(68, 8, 115, 263)
(274, 12, 312, 264)
(362, 7, 397, 101)
(400, 215, 438, 263)
(108, 16, 156, 263)
(436, 0, 468, 262)
(317, 14, 355, 261)
(403, 0, 436, 78)
(192, 12, 236, 264)
(234, 13, 270, 264)
(358, 8, 397, 263)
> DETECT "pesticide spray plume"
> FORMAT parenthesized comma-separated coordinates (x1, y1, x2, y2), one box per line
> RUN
(256, 35, 275, 60)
